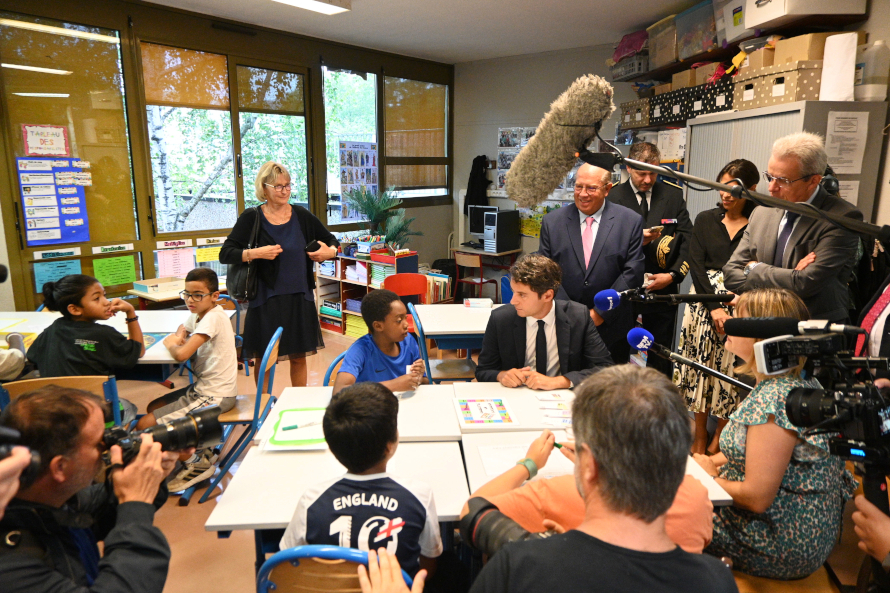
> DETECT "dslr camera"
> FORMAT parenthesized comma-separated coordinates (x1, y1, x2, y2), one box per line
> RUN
(0, 425, 41, 489)
(102, 406, 223, 465)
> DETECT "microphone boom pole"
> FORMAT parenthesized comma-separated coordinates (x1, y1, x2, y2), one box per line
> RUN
(648, 344, 752, 393)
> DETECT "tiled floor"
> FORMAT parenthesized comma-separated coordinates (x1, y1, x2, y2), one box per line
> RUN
(120, 334, 867, 593)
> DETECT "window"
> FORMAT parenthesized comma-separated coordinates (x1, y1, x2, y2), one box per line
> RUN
(322, 66, 377, 225)
(384, 76, 448, 198)
(141, 42, 237, 233)
(237, 65, 309, 210)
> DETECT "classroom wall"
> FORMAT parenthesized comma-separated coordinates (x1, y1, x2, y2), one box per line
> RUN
(452, 43, 636, 257)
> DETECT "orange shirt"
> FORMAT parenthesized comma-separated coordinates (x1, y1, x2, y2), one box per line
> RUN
(485, 474, 713, 554)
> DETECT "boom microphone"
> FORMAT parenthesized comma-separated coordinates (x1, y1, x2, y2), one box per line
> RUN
(505, 75, 616, 208)
(723, 318, 867, 339)
(593, 287, 641, 312)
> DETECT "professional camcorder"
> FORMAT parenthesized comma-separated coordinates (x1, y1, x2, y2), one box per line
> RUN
(460, 496, 557, 557)
(102, 406, 223, 466)
(0, 425, 41, 488)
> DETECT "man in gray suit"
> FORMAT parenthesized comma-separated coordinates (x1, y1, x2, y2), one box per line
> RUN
(539, 164, 645, 362)
(724, 132, 863, 322)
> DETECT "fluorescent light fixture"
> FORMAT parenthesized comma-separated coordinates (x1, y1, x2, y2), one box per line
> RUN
(271, 0, 351, 15)
(2, 63, 72, 75)
(0, 19, 120, 44)
(12, 93, 70, 98)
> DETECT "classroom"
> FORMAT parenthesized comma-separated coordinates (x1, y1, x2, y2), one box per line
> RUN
(1, 0, 890, 592)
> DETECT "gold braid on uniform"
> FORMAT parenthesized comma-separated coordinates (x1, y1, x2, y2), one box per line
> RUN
(657, 235, 673, 269)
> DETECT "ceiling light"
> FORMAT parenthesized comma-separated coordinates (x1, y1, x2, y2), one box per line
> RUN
(2, 63, 72, 75)
(12, 93, 70, 98)
(271, 0, 351, 15)
(0, 19, 120, 44)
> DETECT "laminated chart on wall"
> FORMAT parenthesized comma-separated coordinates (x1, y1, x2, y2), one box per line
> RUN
(339, 140, 378, 221)
(518, 200, 570, 238)
(157, 247, 196, 278)
(93, 255, 136, 287)
(33, 259, 82, 291)
(454, 398, 515, 427)
(17, 157, 90, 247)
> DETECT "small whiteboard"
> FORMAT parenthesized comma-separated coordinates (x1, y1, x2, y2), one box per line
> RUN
(263, 407, 327, 451)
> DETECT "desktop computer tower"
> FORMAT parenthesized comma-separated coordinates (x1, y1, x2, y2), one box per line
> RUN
(482, 210, 520, 253)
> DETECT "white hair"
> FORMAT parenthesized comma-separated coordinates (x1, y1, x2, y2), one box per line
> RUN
(771, 132, 828, 177)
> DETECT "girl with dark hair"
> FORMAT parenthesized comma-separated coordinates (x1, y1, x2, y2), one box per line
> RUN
(27, 274, 145, 423)
(675, 159, 759, 455)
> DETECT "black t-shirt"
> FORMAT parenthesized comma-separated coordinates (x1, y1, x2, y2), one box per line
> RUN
(27, 317, 142, 377)
(469, 531, 738, 593)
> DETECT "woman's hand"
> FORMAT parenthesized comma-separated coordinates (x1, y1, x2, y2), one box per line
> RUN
(710, 308, 731, 334)
(308, 242, 338, 263)
(853, 494, 890, 562)
(251, 245, 283, 261)
(693, 453, 719, 477)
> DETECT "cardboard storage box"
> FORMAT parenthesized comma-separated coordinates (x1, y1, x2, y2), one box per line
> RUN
(133, 277, 184, 293)
(698, 78, 735, 114)
(740, 47, 774, 73)
(744, 0, 865, 30)
(774, 31, 866, 64)
(654, 83, 672, 95)
(672, 69, 697, 90)
(713, 0, 755, 45)
(649, 88, 692, 125)
(695, 63, 720, 86)
(619, 98, 651, 129)
(733, 61, 822, 111)
(647, 15, 678, 69)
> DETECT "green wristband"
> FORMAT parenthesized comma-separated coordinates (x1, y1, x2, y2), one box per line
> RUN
(516, 458, 538, 479)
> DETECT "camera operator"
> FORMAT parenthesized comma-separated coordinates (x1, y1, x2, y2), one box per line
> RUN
(852, 377, 890, 567)
(0, 386, 189, 593)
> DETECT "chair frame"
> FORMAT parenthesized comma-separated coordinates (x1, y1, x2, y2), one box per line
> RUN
(454, 252, 498, 303)
(189, 326, 282, 504)
(323, 351, 347, 387)
(257, 545, 413, 593)
(407, 302, 476, 383)
(217, 294, 248, 376)
(0, 375, 122, 425)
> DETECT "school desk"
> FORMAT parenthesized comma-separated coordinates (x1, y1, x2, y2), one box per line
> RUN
(411, 303, 501, 351)
(452, 381, 575, 434)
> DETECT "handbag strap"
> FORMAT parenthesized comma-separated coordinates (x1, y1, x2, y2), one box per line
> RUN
(248, 206, 262, 249)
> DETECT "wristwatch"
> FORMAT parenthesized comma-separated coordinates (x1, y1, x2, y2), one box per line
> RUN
(743, 262, 761, 277)
(516, 458, 538, 479)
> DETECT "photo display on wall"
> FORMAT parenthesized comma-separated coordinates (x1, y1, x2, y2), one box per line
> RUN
(17, 157, 91, 247)
(339, 140, 378, 221)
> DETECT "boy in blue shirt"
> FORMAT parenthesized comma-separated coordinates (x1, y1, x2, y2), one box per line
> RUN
(333, 289, 426, 395)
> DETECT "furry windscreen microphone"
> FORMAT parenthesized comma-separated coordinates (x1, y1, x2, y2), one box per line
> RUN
(505, 75, 615, 208)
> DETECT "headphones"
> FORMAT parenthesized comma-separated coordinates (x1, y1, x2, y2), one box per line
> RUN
(821, 165, 839, 196)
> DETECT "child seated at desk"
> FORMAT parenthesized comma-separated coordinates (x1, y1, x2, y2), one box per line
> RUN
(332, 289, 426, 395)
(28, 274, 144, 424)
(134, 268, 238, 492)
(280, 382, 442, 577)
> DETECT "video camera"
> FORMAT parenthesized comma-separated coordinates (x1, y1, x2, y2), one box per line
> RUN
(0, 425, 41, 488)
(102, 406, 223, 466)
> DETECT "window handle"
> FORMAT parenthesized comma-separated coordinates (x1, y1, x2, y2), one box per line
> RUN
(236, 154, 243, 179)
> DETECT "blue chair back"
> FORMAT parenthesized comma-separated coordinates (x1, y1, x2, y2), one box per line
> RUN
(216, 294, 241, 335)
(36, 303, 45, 311)
(500, 274, 512, 304)
(258, 545, 413, 593)
(0, 376, 121, 425)
(324, 351, 347, 387)
(253, 326, 283, 426)
(407, 302, 433, 380)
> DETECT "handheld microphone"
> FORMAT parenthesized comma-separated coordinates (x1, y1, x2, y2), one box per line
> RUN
(723, 317, 866, 339)
(593, 287, 641, 312)
(627, 328, 752, 392)
(505, 74, 615, 208)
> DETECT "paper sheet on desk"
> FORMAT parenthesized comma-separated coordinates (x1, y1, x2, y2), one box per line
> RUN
(264, 408, 327, 451)
(479, 442, 575, 479)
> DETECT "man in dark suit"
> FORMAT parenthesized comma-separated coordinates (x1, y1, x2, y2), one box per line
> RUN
(607, 142, 692, 377)
(538, 163, 645, 363)
(475, 254, 612, 389)
(724, 132, 863, 324)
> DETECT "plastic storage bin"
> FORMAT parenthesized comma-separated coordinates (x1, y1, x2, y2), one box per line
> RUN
(676, 0, 718, 61)
(647, 15, 678, 69)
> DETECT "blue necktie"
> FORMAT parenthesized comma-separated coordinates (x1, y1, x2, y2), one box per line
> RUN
(773, 212, 799, 267)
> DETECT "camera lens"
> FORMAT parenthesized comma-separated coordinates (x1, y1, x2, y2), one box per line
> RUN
(786, 388, 835, 427)
(143, 405, 223, 452)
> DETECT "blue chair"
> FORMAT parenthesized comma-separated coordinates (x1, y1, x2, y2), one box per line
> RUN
(407, 302, 476, 384)
(217, 294, 248, 376)
(324, 351, 347, 387)
(0, 375, 122, 425)
(500, 274, 513, 304)
(191, 326, 282, 504)
(36, 303, 45, 311)
(257, 545, 413, 593)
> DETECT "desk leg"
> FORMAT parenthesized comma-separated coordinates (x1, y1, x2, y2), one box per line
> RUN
(255, 528, 286, 575)
(137, 297, 147, 310)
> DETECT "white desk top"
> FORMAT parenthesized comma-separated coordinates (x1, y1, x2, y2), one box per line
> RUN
(0, 310, 234, 365)
(412, 304, 501, 336)
(254, 385, 462, 444)
(205, 441, 470, 531)
(461, 430, 733, 506)
(452, 382, 574, 434)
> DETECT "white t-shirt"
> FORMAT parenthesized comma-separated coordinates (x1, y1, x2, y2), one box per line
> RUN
(184, 304, 238, 399)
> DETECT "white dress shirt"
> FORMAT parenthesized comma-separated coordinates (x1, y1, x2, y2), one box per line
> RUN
(525, 303, 559, 377)
(776, 186, 819, 241)
(578, 201, 605, 250)
(629, 178, 651, 212)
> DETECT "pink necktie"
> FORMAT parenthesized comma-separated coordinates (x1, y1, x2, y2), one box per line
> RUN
(856, 285, 890, 356)
(582, 217, 595, 268)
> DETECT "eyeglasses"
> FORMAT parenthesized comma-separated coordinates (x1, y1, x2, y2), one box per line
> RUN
(574, 184, 608, 195)
(179, 291, 212, 301)
(763, 172, 813, 188)
(263, 183, 292, 192)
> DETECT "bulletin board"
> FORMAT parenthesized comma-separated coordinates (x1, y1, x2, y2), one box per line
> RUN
(17, 157, 91, 246)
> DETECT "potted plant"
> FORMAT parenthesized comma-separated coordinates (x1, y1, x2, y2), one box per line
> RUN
(343, 186, 423, 248)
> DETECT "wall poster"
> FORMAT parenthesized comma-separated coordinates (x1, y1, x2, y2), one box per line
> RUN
(17, 157, 90, 247)
(339, 140, 378, 222)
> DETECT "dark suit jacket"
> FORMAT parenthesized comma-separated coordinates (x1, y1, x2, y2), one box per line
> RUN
(724, 186, 863, 322)
(539, 201, 644, 348)
(475, 300, 613, 385)
(858, 272, 890, 377)
(607, 180, 693, 307)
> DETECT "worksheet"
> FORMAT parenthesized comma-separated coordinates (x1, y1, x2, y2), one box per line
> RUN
(454, 398, 515, 427)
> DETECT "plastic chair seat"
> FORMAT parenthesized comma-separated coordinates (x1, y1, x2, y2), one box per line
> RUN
(428, 358, 476, 381)
(218, 393, 274, 423)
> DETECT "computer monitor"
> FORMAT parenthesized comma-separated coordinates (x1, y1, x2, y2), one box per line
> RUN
(468, 205, 498, 238)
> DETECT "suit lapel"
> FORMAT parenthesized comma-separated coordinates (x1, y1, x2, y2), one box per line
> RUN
(513, 314, 527, 368)
(554, 302, 570, 375)
(564, 205, 587, 272)
(759, 208, 783, 266)
(648, 184, 667, 226)
(783, 190, 823, 266)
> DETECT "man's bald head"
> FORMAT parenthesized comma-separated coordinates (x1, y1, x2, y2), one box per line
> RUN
(577, 163, 612, 185)
(573, 163, 613, 216)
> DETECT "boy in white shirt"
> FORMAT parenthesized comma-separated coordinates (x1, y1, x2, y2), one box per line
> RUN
(135, 267, 238, 491)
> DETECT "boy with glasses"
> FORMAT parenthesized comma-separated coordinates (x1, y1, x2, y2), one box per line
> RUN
(134, 267, 238, 491)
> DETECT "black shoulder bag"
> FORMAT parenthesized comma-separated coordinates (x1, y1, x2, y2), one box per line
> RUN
(227, 207, 261, 301)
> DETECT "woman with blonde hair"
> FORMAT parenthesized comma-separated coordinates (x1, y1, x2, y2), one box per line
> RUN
(221, 161, 339, 386)
(694, 287, 856, 579)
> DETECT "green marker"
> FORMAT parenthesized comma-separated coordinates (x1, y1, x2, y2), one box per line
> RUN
(282, 420, 322, 431)
(554, 442, 563, 449)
